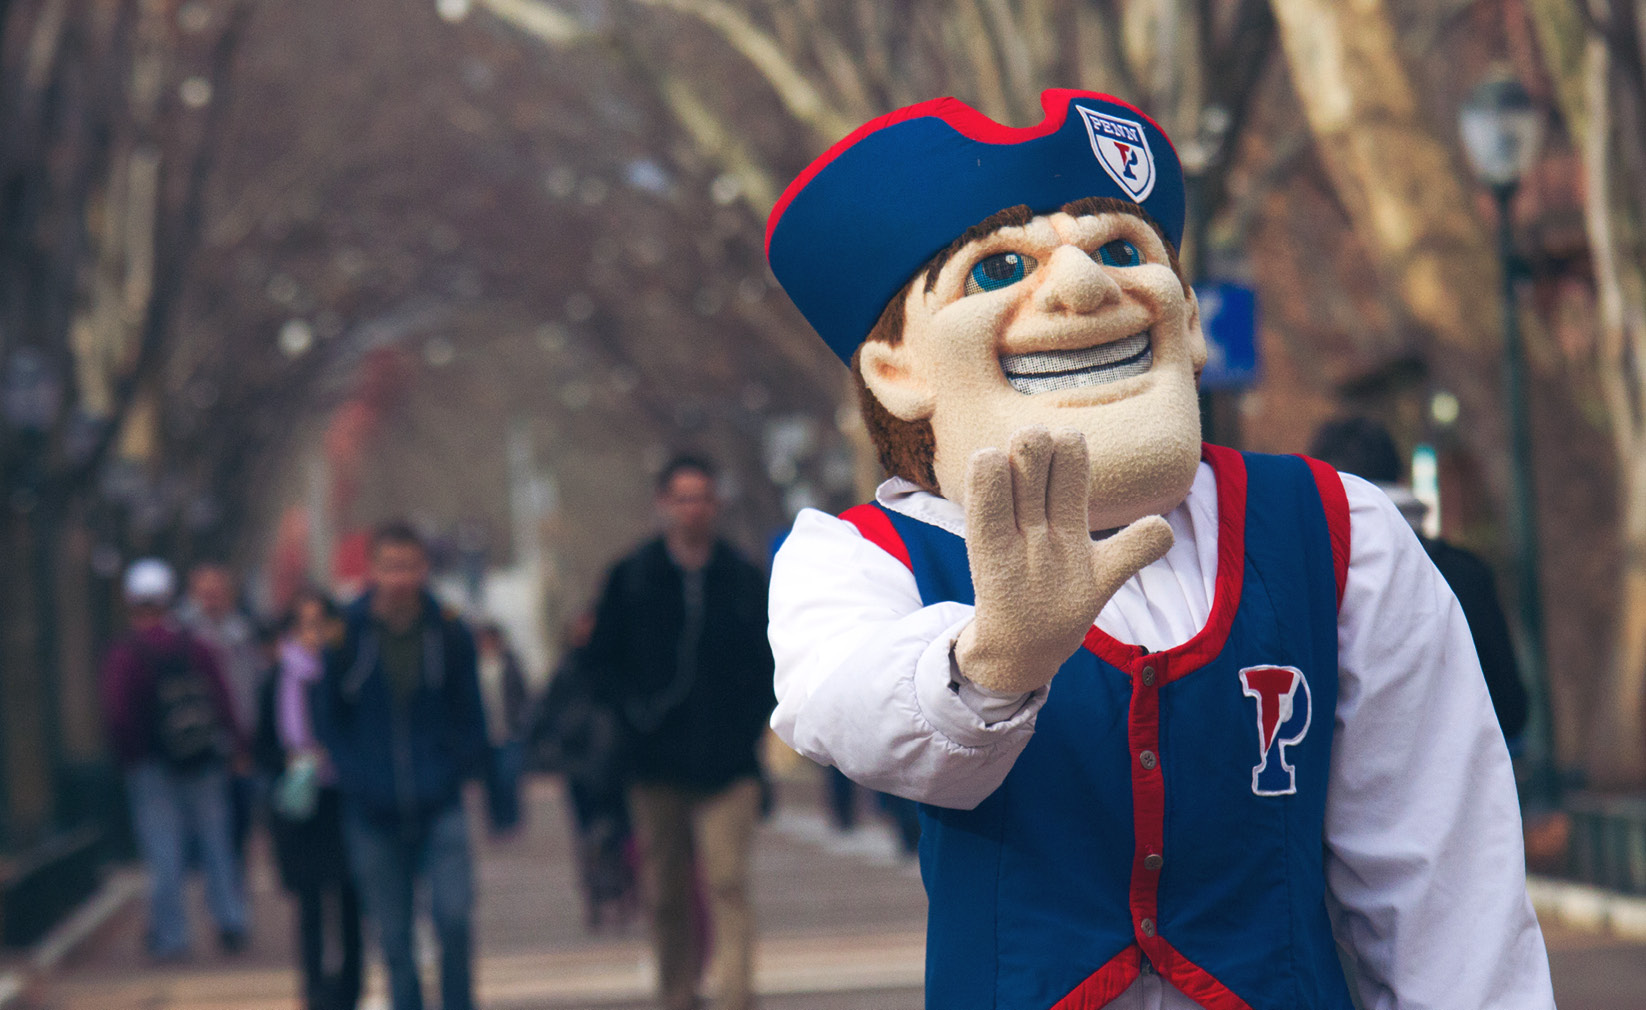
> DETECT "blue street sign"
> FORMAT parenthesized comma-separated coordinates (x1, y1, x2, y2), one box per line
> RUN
(1194, 281, 1258, 389)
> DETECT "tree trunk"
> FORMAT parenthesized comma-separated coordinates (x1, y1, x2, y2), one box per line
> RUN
(1527, 0, 1646, 788)
(0, 507, 56, 847)
(1266, 0, 1502, 351)
(53, 509, 103, 767)
(1266, 0, 1513, 494)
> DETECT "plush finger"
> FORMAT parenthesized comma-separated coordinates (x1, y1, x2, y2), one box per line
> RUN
(1089, 514, 1174, 600)
(1045, 429, 1091, 533)
(1007, 426, 1054, 532)
(964, 447, 1016, 544)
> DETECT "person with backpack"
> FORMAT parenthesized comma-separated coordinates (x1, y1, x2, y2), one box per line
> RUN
(530, 613, 638, 933)
(177, 562, 267, 881)
(100, 558, 249, 961)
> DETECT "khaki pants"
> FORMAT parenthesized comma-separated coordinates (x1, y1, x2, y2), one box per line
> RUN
(629, 777, 762, 1010)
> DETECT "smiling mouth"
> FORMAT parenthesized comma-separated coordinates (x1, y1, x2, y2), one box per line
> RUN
(999, 332, 1153, 395)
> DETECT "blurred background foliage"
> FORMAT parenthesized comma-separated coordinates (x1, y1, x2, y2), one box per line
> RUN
(0, 0, 1642, 857)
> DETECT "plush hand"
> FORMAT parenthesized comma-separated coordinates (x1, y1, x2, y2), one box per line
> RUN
(953, 426, 1175, 694)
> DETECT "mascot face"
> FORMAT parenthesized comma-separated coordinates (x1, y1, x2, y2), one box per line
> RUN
(859, 207, 1207, 530)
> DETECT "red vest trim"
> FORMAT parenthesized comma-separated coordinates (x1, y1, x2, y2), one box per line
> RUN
(1050, 947, 1142, 1009)
(840, 502, 914, 572)
(1296, 455, 1350, 608)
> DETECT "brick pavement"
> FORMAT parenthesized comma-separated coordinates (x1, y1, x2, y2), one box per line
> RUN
(19, 772, 1646, 1009)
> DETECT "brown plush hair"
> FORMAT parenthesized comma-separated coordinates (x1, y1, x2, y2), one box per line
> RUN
(853, 197, 1186, 492)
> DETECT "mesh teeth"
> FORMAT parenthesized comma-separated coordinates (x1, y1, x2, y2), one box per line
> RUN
(1002, 335, 1152, 394)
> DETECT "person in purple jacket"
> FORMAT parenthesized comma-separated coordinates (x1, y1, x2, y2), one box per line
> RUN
(101, 558, 249, 960)
(255, 588, 363, 1010)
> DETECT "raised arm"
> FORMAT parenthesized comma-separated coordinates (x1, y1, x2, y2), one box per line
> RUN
(769, 507, 1040, 809)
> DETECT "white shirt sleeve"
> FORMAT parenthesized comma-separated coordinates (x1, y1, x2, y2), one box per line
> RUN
(769, 508, 1046, 810)
(1326, 475, 1555, 1009)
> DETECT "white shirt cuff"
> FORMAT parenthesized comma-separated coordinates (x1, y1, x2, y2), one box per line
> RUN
(913, 614, 1046, 747)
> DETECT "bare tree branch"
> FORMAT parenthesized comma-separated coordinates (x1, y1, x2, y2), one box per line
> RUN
(1089, 0, 1142, 100)
(654, 69, 780, 212)
(475, 0, 591, 45)
(632, 0, 856, 142)
(951, 0, 1014, 121)
(72, 0, 256, 487)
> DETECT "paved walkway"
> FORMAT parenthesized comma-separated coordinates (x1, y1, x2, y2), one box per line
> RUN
(24, 776, 926, 1009)
(18, 773, 1646, 1009)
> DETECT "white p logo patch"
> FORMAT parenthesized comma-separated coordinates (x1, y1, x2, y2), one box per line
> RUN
(1239, 665, 1312, 797)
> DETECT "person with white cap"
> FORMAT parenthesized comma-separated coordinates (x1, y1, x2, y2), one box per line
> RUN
(100, 558, 249, 960)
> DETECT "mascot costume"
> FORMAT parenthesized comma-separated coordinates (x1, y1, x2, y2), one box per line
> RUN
(764, 90, 1555, 1010)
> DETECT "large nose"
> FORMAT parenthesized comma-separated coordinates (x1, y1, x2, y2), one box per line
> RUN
(1033, 245, 1121, 315)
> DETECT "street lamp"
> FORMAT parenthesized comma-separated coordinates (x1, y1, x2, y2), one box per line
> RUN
(1459, 71, 1555, 804)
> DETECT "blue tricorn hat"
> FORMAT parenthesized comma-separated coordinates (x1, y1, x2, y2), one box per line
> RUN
(766, 89, 1185, 365)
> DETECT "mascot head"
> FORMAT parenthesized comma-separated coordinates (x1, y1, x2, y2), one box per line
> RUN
(767, 90, 1206, 531)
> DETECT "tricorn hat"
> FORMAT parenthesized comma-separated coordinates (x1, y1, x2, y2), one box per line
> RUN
(766, 89, 1185, 364)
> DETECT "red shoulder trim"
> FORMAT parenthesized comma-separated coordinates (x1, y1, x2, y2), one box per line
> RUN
(1297, 455, 1350, 609)
(839, 503, 913, 572)
(1050, 946, 1141, 1009)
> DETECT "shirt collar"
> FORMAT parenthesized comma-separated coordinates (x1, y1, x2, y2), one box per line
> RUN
(874, 477, 967, 538)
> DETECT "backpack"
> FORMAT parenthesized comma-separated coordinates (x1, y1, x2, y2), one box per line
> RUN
(139, 638, 225, 771)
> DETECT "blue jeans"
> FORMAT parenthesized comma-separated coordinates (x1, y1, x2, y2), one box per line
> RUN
(346, 803, 474, 1010)
(484, 741, 523, 833)
(125, 762, 247, 956)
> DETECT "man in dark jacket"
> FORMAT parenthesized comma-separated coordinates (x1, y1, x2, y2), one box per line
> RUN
(313, 522, 488, 1010)
(585, 456, 776, 1010)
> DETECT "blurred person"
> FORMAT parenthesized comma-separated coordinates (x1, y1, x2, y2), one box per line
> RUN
(313, 522, 488, 1010)
(254, 590, 362, 1010)
(531, 613, 637, 932)
(100, 558, 249, 960)
(824, 765, 859, 832)
(476, 622, 529, 835)
(585, 456, 776, 1010)
(876, 792, 921, 859)
(177, 562, 266, 868)
(1309, 417, 1529, 742)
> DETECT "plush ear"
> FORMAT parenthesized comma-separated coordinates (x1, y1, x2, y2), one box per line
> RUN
(1183, 286, 1208, 379)
(859, 339, 937, 422)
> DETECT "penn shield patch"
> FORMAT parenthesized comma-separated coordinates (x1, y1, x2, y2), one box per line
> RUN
(1078, 105, 1157, 202)
(1239, 665, 1312, 797)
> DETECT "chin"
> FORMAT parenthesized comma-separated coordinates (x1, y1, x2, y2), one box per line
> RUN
(1061, 379, 1204, 528)
(1084, 428, 1201, 529)
(926, 363, 1204, 525)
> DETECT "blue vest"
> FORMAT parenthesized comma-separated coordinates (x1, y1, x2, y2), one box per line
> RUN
(846, 448, 1355, 1010)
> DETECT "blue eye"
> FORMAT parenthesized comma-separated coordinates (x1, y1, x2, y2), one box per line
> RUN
(966, 252, 1036, 295)
(1098, 239, 1142, 267)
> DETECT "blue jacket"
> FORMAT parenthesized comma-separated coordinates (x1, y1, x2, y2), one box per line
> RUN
(851, 448, 1355, 1010)
(314, 592, 489, 826)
